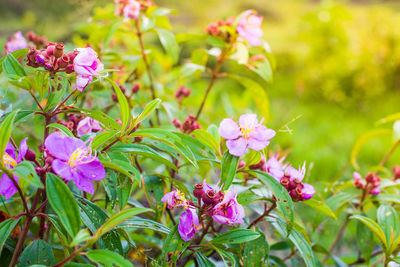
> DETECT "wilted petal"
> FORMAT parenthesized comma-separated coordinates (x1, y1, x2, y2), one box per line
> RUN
(226, 137, 247, 157)
(52, 159, 73, 181)
(218, 118, 241, 140)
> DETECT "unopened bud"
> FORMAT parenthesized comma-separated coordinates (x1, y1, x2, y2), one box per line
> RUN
(25, 149, 36, 161)
(393, 166, 400, 180)
(193, 184, 205, 198)
(202, 190, 216, 205)
(55, 43, 64, 58)
(365, 173, 375, 183)
(132, 83, 140, 93)
(46, 45, 55, 57)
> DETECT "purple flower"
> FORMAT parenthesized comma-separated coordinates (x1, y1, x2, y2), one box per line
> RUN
(219, 114, 275, 157)
(178, 208, 199, 242)
(370, 188, 381, 195)
(281, 163, 315, 201)
(236, 10, 263, 46)
(0, 138, 28, 200)
(77, 117, 103, 137)
(161, 190, 187, 209)
(301, 183, 316, 200)
(5, 32, 28, 54)
(73, 48, 104, 92)
(212, 189, 245, 226)
(265, 156, 285, 180)
(44, 132, 105, 194)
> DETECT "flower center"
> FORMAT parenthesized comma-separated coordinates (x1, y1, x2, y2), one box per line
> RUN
(3, 153, 17, 168)
(68, 146, 95, 168)
(240, 125, 254, 139)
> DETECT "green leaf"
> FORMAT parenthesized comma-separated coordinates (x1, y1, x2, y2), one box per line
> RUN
(251, 171, 294, 232)
(0, 110, 18, 163)
(325, 192, 358, 213)
(156, 28, 179, 63)
(2, 53, 26, 79)
(243, 150, 262, 167)
(302, 199, 336, 219)
(107, 78, 130, 133)
(222, 59, 269, 90)
(270, 217, 316, 267)
(117, 174, 133, 209)
(0, 218, 20, 254)
(94, 208, 153, 238)
(76, 197, 123, 254)
(19, 240, 55, 267)
(70, 109, 121, 131)
(70, 229, 91, 247)
(161, 225, 189, 265)
(130, 98, 161, 130)
(13, 161, 43, 189)
(350, 215, 387, 250)
(119, 218, 170, 234)
(211, 229, 260, 244)
(192, 129, 221, 156)
(46, 173, 81, 238)
(101, 159, 141, 185)
(92, 131, 119, 149)
(195, 252, 216, 267)
(356, 218, 373, 264)
(110, 144, 177, 171)
(243, 231, 268, 267)
(0, 48, 28, 72)
(221, 152, 239, 190)
(86, 250, 133, 267)
(377, 205, 399, 253)
(47, 123, 74, 137)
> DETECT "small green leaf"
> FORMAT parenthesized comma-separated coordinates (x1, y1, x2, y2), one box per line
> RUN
(195, 252, 216, 267)
(350, 215, 387, 250)
(243, 231, 268, 267)
(356, 218, 373, 264)
(19, 240, 55, 267)
(192, 129, 220, 156)
(86, 249, 133, 267)
(95, 208, 153, 238)
(107, 78, 130, 133)
(46, 173, 81, 238)
(119, 218, 170, 234)
(221, 151, 239, 190)
(0, 110, 18, 163)
(0, 218, 20, 254)
(211, 229, 260, 244)
(2, 53, 26, 79)
(162, 225, 189, 264)
(47, 123, 74, 137)
(377, 205, 399, 253)
(156, 28, 179, 62)
(70, 229, 91, 247)
(302, 199, 336, 219)
(13, 161, 43, 189)
(92, 131, 118, 149)
(130, 98, 161, 130)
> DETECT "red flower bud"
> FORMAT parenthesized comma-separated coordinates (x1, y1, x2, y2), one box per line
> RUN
(193, 184, 205, 198)
(365, 172, 374, 183)
(24, 149, 36, 161)
(46, 45, 55, 57)
(55, 43, 64, 58)
(132, 83, 140, 93)
(202, 190, 216, 205)
(394, 166, 400, 180)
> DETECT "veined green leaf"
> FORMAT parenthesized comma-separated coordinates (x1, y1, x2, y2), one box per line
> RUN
(47, 123, 74, 137)
(211, 229, 260, 244)
(130, 98, 161, 131)
(0, 110, 18, 164)
(350, 215, 387, 250)
(107, 78, 130, 133)
(221, 151, 239, 190)
(156, 28, 179, 63)
(86, 250, 133, 267)
(19, 240, 55, 267)
(0, 218, 20, 254)
(303, 199, 336, 219)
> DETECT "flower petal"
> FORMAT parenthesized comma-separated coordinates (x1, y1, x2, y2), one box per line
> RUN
(5, 142, 16, 160)
(72, 171, 95, 194)
(252, 126, 275, 141)
(239, 114, 258, 128)
(0, 173, 17, 200)
(247, 137, 269, 151)
(219, 118, 241, 140)
(52, 159, 73, 181)
(17, 138, 28, 163)
(45, 133, 84, 161)
(75, 159, 106, 181)
(301, 183, 315, 200)
(226, 137, 247, 157)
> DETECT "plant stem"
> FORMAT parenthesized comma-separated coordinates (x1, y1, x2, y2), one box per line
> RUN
(195, 48, 228, 121)
(29, 90, 44, 111)
(377, 139, 400, 172)
(52, 91, 75, 115)
(322, 214, 350, 264)
(135, 18, 160, 125)
(247, 201, 277, 229)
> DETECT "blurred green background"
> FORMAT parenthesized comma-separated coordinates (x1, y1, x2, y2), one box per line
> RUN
(2, 0, 400, 189)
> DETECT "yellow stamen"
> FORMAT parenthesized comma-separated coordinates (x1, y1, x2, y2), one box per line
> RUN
(68, 146, 95, 168)
(3, 153, 17, 167)
(240, 124, 255, 139)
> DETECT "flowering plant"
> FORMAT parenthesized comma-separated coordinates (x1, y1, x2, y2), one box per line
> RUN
(0, 1, 399, 267)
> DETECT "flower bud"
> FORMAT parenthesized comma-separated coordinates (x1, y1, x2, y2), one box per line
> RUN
(55, 43, 64, 58)
(45, 156, 54, 166)
(238, 160, 245, 169)
(46, 44, 55, 57)
(35, 53, 46, 64)
(215, 191, 225, 203)
(370, 188, 381, 195)
(111, 93, 118, 102)
(193, 183, 205, 198)
(24, 149, 36, 161)
(365, 172, 374, 183)
(134, 136, 143, 142)
(67, 50, 78, 63)
(65, 64, 74, 74)
(172, 118, 181, 128)
(57, 54, 69, 68)
(280, 176, 290, 189)
(132, 83, 140, 93)
(394, 166, 400, 180)
(202, 190, 216, 205)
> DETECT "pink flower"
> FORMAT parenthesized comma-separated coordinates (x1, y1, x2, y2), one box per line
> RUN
(123, 0, 141, 19)
(0, 139, 28, 200)
(44, 133, 105, 194)
(161, 190, 187, 209)
(236, 10, 263, 46)
(212, 189, 245, 226)
(280, 163, 315, 202)
(265, 155, 285, 180)
(219, 114, 275, 157)
(5, 32, 28, 53)
(73, 48, 104, 92)
(77, 117, 103, 137)
(178, 208, 199, 242)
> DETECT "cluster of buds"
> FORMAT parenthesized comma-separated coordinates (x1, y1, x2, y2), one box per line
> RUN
(161, 180, 245, 241)
(175, 86, 191, 103)
(26, 31, 47, 49)
(353, 172, 380, 195)
(249, 157, 267, 172)
(205, 17, 235, 43)
(27, 43, 77, 76)
(114, 0, 154, 20)
(172, 115, 201, 134)
(55, 114, 103, 137)
(112, 83, 140, 102)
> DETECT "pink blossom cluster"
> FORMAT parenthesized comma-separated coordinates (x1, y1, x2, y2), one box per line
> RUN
(172, 115, 201, 134)
(175, 86, 191, 103)
(161, 181, 245, 242)
(353, 172, 381, 195)
(114, 0, 153, 20)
